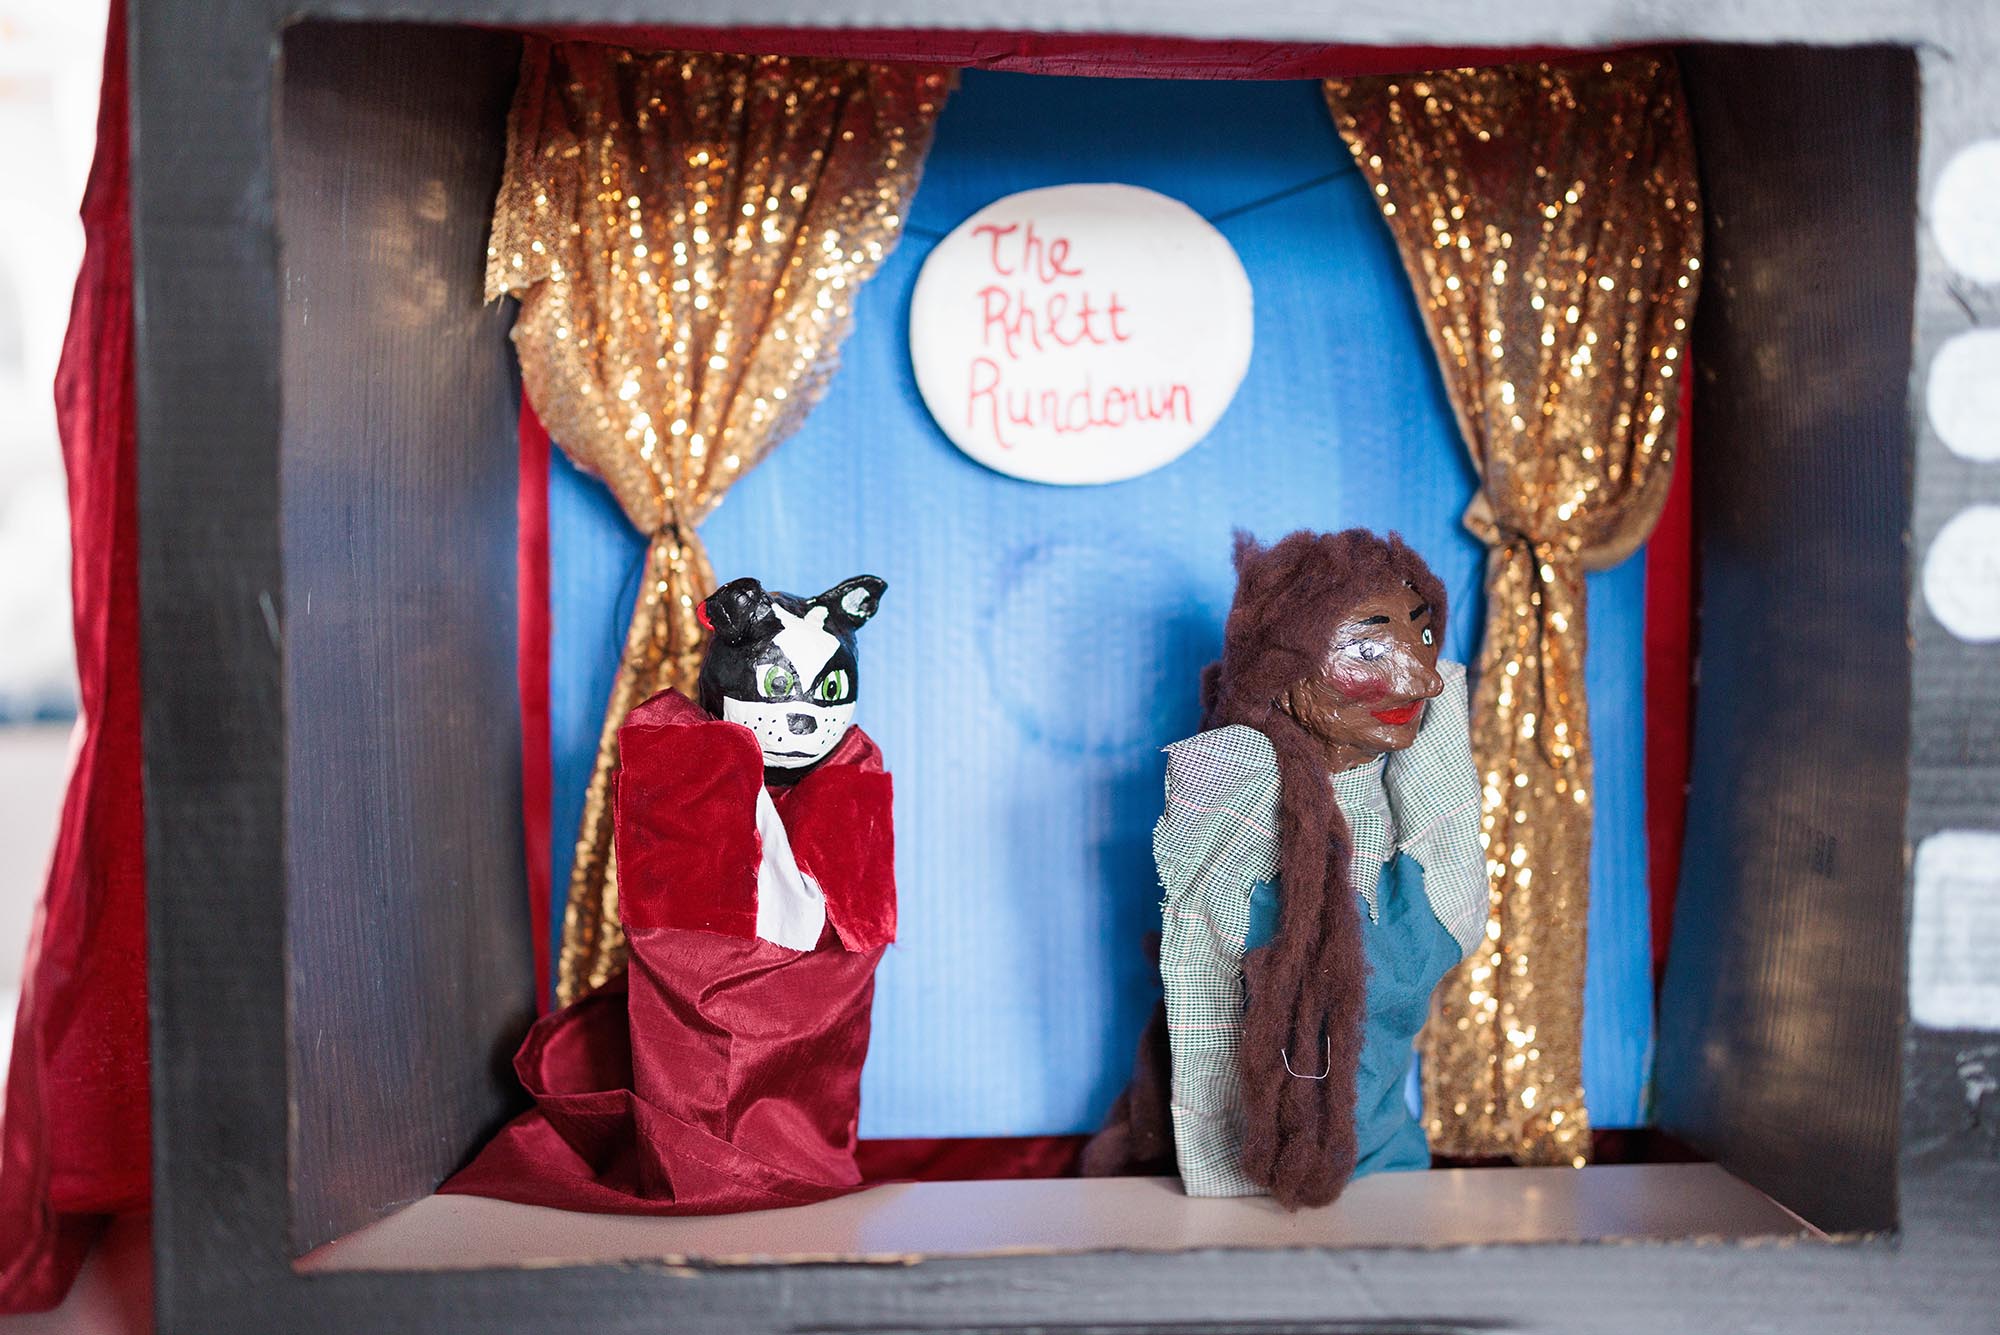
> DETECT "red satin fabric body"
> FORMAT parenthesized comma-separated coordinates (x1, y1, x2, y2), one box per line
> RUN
(444, 693, 895, 1213)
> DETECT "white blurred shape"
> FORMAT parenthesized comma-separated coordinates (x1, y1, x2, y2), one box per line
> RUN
(1927, 329, 2000, 464)
(1934, 139, 2000, 284)
(1924, 505, 2000, 643)
(1911, 830, 2000, 1031)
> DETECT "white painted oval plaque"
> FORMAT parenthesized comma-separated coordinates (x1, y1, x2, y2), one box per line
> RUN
(909, 184, 1253, 486)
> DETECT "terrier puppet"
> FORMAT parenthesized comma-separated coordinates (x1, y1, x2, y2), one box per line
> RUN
(445, 574, 895, 1215)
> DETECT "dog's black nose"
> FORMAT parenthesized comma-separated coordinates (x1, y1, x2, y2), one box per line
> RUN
(787, 713, 817, 735)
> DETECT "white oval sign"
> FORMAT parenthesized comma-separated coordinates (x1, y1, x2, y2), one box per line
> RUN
(910, 184, 1253, 486)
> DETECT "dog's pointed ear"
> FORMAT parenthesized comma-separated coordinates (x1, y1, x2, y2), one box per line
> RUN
(699, 577, 776, 645)
(815, 575, 886, 632)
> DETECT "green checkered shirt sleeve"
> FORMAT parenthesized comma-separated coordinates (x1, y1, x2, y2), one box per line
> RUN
(1154, 724, 1281, 1198)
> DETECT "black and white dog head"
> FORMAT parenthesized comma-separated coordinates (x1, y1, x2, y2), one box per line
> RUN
(696, 574, 887, 782)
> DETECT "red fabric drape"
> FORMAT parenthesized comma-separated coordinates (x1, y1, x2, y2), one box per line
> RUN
(857, 1135, 1085, 1183)
(519, 402, 555, 1010)
(0, 5, 149, 1313)
(1644, 387, 1697, 983)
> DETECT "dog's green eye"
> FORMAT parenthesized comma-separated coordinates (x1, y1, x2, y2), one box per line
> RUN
(757, 665, 796, 698)
(815, 669, 851, 702)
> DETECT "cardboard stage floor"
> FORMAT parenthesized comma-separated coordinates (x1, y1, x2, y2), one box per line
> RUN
(298, 1164, 1815, 1271)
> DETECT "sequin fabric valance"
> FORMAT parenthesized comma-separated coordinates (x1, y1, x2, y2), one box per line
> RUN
(488, 40, 949, 1002)
(1325, 55, 1701, 1166)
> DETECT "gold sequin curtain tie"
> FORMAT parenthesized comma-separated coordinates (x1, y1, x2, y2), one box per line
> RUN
(488, 40, 950, 1002)
(1326, 55, 1701, 1165)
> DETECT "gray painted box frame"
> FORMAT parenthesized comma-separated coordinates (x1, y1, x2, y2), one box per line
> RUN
(134, 2, 2000, 1331)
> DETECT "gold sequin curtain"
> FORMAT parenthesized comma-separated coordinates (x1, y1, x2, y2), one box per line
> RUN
(1325, 56, 1700, 1165)
(488, 41, 950, 1002)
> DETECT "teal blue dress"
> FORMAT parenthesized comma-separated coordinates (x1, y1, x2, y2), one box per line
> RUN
(1246, 853, 1466, 1176)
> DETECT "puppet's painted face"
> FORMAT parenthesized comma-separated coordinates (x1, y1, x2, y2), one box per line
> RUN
(696, 575, 886, 782)
(1282, 582, 1444, 762)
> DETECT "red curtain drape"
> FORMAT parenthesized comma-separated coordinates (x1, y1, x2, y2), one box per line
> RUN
(1646, 388, 1696, 984)
(519, 404, 555, 1011)
(0, 5, 148, 1312)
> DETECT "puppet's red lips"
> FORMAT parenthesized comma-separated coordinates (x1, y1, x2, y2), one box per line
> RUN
(1371, 702, 1423, 726)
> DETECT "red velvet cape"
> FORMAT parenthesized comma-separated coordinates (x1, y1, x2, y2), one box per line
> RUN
(442, 691, 895, 1213)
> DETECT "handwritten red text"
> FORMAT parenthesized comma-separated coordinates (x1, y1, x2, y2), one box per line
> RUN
(962, 218, 1191, 450)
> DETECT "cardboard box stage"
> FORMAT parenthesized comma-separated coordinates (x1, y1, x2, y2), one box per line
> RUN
(132, 7, 2000, 1334)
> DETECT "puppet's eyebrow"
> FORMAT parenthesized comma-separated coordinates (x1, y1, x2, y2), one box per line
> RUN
(1409, 602, 1433, 621)
(1354, 615, 1392, 627)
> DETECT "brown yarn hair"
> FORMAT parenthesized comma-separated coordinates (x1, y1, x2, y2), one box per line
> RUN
(1203, 529, 1447, 1209)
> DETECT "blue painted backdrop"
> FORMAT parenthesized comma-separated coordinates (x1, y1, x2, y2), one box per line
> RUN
(549, 72, 1653, 1137)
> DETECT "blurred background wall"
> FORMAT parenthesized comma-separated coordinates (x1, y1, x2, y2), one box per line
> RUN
(0, 0, 108, 1077)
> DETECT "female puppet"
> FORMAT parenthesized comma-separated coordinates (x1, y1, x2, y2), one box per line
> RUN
(445, 574, 894, 1216)
(1090, 530, 1486, 1207)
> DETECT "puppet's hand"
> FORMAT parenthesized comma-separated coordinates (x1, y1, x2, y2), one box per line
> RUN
(779, 763, 896, 951)
(614, 689, 766, 940)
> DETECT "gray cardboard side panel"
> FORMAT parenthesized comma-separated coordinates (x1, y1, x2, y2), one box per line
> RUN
(1655, 45, 1917, 1236)
(277, 20, 535, 1253)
